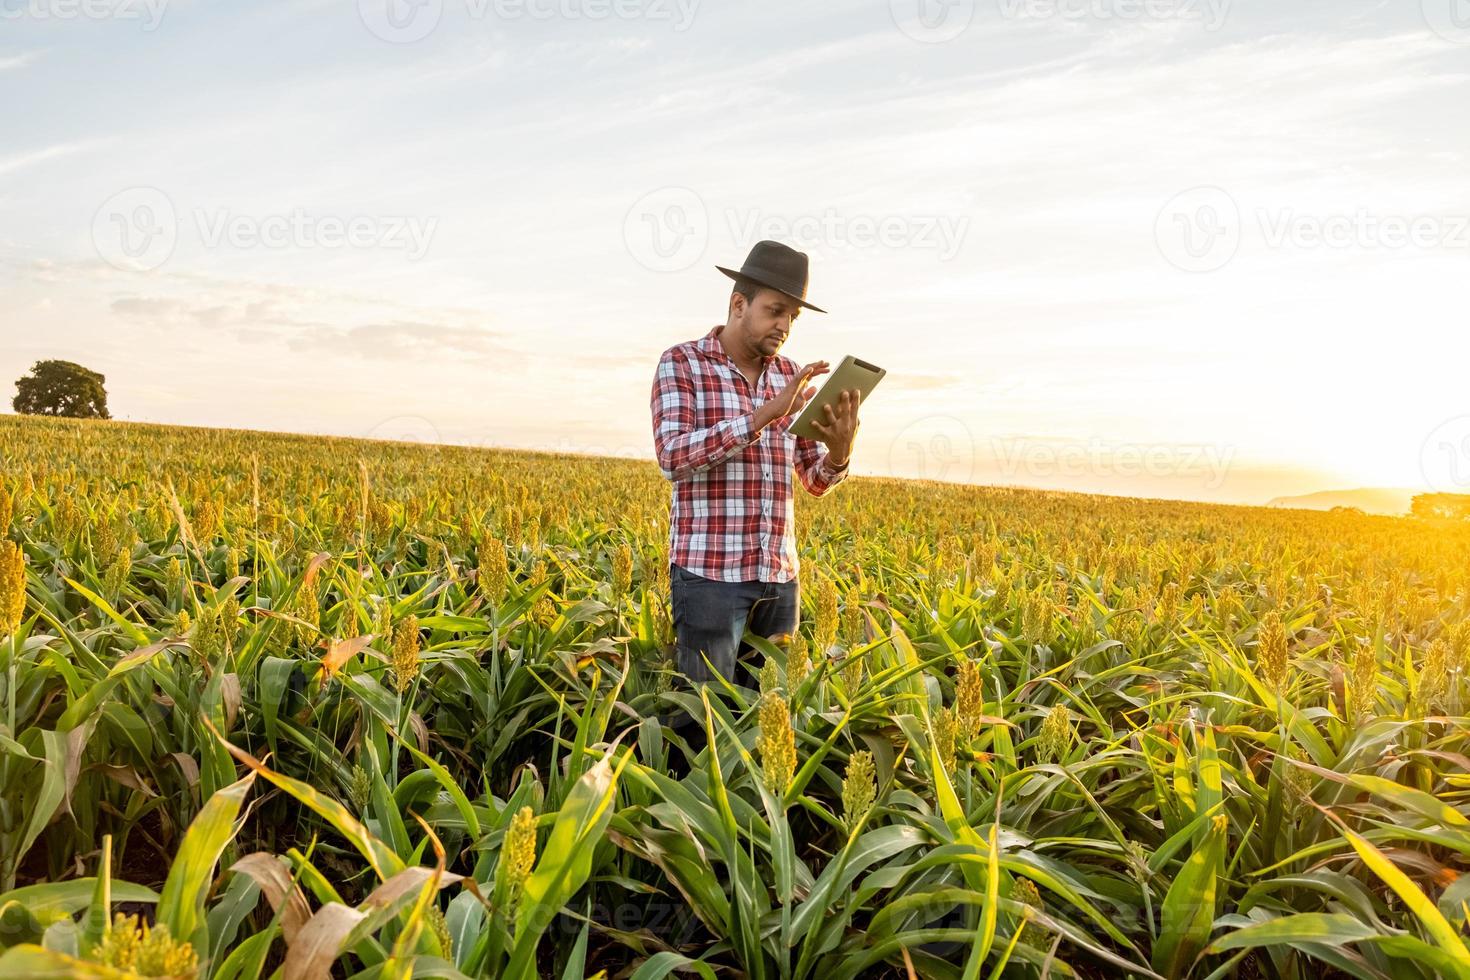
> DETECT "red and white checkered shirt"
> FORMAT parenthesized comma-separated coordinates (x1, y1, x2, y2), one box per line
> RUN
(651, 324, 850, 584)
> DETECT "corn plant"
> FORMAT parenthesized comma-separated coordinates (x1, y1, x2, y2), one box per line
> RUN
(1, 412, 1469, 978)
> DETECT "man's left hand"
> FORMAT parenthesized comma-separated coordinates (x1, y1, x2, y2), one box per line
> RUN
(810, 388, 861, 465)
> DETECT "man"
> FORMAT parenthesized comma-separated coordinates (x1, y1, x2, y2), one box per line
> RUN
(650, 240, 862, 692)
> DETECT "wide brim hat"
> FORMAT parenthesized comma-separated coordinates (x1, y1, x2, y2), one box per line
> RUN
(716, 239, 827, 313)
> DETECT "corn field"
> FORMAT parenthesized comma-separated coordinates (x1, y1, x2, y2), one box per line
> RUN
(2, 412, 1470, 979)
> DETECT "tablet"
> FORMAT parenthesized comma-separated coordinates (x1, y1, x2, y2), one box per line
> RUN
(787, 355, 885, 441)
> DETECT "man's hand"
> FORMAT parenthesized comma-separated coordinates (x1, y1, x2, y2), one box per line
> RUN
(810, 388, 861, 465)
(756, 361, 829, 429)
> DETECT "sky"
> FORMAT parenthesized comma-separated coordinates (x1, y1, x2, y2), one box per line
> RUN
(2, 0, 1469, 505)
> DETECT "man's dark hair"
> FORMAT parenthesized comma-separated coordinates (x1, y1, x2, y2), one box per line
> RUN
(730, 276, 762, 306)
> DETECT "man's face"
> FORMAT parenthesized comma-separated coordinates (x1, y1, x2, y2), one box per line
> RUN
(737, 287, 802, 356)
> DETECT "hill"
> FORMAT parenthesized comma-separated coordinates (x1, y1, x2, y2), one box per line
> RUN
(1265, 487, 1418, 515)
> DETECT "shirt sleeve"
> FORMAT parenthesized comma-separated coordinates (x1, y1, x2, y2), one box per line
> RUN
(652, 348, 763, 482)
(794, 433, 850, 497)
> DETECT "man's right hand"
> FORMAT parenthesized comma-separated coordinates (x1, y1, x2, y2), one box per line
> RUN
(757, 361, 830, 429)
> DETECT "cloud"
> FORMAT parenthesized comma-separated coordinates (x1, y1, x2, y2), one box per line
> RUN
(109, 293, 319, 330)
(284, 320, 513, 361)
(110, 296, 191, 319)
(106, 289, 517, 364)
(0, 140, 101, 179)
(0, 51, 40, 72)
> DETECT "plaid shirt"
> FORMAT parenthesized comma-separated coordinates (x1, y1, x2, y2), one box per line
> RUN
(651, 324, 850, 584)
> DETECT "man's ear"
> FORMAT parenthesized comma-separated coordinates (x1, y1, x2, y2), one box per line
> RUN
(729, 290, 746, 319)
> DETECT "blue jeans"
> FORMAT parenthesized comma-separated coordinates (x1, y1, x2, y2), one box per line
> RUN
(670, 563, 800, 685)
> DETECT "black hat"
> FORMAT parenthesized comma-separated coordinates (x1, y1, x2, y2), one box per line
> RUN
(715, 240, 827, 313)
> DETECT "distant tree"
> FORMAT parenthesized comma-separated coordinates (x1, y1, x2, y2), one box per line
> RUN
(12, 359, 112, 420)
(1411, 493, 1470, 521)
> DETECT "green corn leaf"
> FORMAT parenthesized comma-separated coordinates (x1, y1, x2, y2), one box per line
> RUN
(505, 744, 632, 980)
(1339, 825, 1470, 977)
(1208, 912, 1379, 952)
(80, 835, 111, 956)
(627, 951, 720, 980)
(211, 721, 406, 882)
(156, 771, 256, 952)
(1153, 812, 1228, 977)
